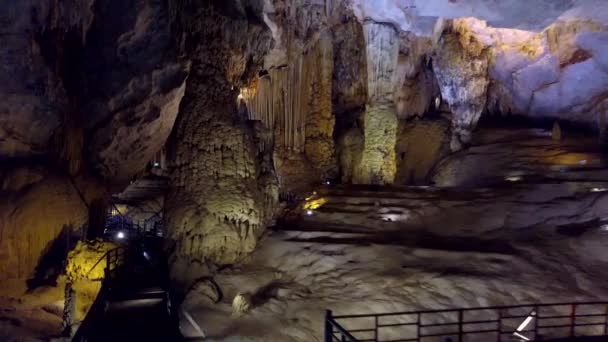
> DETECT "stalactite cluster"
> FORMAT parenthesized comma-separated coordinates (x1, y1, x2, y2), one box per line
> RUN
(241, 31, 337, 183)
(243, 56, 309, 152)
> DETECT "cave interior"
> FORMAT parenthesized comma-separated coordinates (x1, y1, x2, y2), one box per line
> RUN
(2, 0, 608, 341)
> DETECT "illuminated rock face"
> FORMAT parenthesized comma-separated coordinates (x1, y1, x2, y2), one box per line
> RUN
(165, 3, 277, 282)
(0, 167, 90, 280)
(353, 23, 400, 185)
(65, 240, 117, 281)
(434, 20, 490, 151)
(488, 19, 608, 127)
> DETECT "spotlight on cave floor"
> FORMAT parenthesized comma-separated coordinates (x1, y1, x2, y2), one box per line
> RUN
(116, 231, 126, 239)
(306, 210, 314, 216)
(505, 176, 522, 182)
(591, 187, 608, 193)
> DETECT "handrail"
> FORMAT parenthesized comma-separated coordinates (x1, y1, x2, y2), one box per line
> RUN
(326, 310, 358, 342)
(325, 301, 608, 342)
(71, 277, 110, 342)
(85, 247, 124, 279)
(331, 301, 608, 318)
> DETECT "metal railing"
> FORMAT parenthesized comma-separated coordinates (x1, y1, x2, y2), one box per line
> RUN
(85, 247, 126, 281)
(325, 301, 608, 342)
(72, 247, 129, 341)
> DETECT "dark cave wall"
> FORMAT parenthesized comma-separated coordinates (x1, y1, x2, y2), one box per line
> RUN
(0, 0, 188, 280)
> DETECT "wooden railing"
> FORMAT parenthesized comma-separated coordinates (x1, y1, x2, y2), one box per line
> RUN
(325, 301, 608, 341)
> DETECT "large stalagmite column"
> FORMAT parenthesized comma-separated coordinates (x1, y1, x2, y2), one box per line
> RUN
(354, 23, 399, 185)
(164, 3, 278, 287)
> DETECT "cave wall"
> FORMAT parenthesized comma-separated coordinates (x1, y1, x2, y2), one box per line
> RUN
(0, 166, 92, 280)
(0, 0, 187, 281)
(2, 0, 608, 283)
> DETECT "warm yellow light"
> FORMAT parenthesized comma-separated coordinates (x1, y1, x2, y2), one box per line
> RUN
(303, 198, 327, 210)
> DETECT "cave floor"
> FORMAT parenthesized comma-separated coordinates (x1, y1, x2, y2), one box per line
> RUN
(182, 168, 608, 341)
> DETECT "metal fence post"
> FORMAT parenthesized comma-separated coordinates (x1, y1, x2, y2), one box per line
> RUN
(570, 304, 577, 337)
(375, 315, 378, 341)
(325, 310, 333, 342)
(497, 309, 502, 342)
(533, 306, 539, 340)
(605, 304, 608, 335)
(458, 310, 464, 342)
(417, 313, 421, 342)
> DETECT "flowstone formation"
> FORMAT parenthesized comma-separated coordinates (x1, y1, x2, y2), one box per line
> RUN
(164, 2, 278, 286)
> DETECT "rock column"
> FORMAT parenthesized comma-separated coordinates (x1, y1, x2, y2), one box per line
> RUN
(354, 23, 399, 185)
(164, 3, 277, 287)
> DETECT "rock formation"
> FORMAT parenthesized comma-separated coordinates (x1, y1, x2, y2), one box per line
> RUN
(0, 0, 187, 281)
(353, 23, 400, 184)
(164, 1, 277, 287)
(2, 2, 608, 339)
(434, 19, 490, 151)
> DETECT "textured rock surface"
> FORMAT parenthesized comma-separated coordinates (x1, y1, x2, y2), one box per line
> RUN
(0, 0, 188, 184)
(0, 0, 187, 281)
(165, 2, 277, 286)
(0, 0, 94, 160)
(354, 23, 400, 185)
(432, 127, 608, 187)
(65, 240, 117, 281)
(488, 18, 608, 127)
(81, 0, 189, 183)
(394, 34, 439, 120)
(337, 127, 364, 184)
(434, 19, 490, 151)
(0, 166, 89, 280)
(303, 33, 337, 178)
(395, 118, 450, 184)
(331, 16, 367, 118)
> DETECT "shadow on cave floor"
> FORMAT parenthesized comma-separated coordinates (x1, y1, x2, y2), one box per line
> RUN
(27, 225, 80, 290)
(273, 225, 519, 255)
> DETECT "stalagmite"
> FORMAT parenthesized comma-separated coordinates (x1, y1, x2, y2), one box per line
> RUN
(354, 22, 399, 185)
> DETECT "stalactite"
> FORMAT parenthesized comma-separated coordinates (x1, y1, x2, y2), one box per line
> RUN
(242, 52, 312, 153)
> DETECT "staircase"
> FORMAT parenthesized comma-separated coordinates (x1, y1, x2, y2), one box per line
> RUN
(72, 238, 179, 341)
